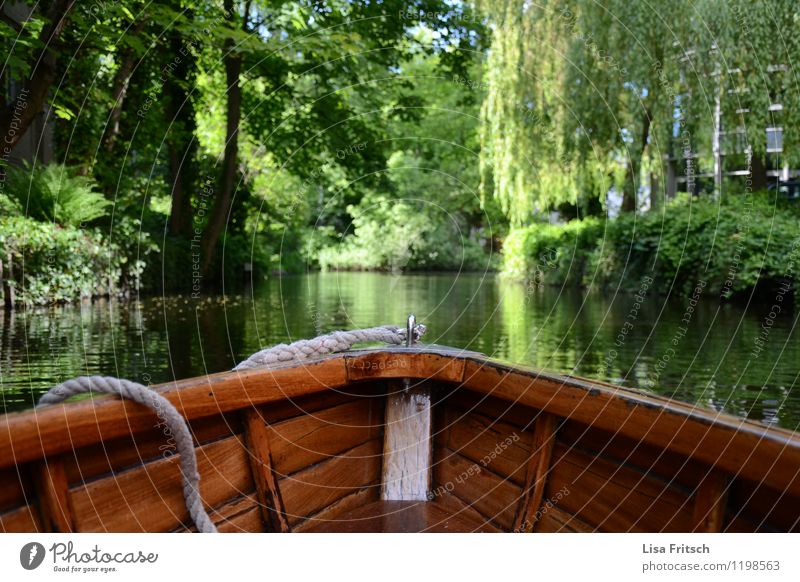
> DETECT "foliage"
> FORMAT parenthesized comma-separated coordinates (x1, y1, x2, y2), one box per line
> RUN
(3, 163, 111, 226)
(502, 192, 800, 297)
(0, 216, 147, 305)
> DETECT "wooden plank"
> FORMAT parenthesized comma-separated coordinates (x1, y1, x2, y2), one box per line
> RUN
(0, 504, 42, 532)
(692, 470, 729, 532)
(558, 418, 705, 491)
(70, 435, 253, 532)
(346, 352, 466, 384)
(0, 466, 30, 513)
(175, 494, 263, 533)
(34, 457, 73, 532)
(292, 488, 378, 532)
(242, 410, 289, 533)
(513, 413, 558, 532)
(268, 398, 383, 476)
(382, 385, 431, 501)
(64, 413, 241, 485)
(461, 359, 800, 496)
(436, 405, 532, 486)
(0, 357, 350, 469)
(434, 491, 502, 532)
(535, 505, 594, 533)
(279, 439, 382, 525)
(303, 500, 496, 533)
(437, 389, 541, 429)
(432, 448, 523, 530)
(546, 443, 694, 532)
(724, 476, 800, 533)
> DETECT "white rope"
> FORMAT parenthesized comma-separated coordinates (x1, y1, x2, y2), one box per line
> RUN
(35, 323, 426, 534)
(232, 323, 427, 370)
(38, 377, 217, 533)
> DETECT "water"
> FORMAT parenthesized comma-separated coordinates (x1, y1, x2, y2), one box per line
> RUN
(1, 272, 798, 430)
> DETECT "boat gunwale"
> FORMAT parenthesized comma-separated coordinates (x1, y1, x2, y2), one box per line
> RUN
(0, 346, 798, 495)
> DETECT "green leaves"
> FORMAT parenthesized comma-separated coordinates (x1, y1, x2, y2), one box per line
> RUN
(3, 163, 111, 227)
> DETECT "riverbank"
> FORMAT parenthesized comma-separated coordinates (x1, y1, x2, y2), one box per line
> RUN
(501, 192, 800, 298)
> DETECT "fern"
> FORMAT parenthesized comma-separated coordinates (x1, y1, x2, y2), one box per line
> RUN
(4, 163, 111, 227)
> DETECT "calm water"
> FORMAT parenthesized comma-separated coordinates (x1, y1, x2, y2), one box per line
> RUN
(1, 272, 798, 429)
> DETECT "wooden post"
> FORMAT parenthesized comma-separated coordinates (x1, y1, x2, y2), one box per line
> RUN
(513, 413, 558, 532)
(34, 457, 74, 533)
(381, 382, 432, 501)
(242, 410, 290, 532)
(692, 469, 729, 532)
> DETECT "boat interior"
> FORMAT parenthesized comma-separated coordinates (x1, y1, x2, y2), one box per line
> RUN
(1, 347, 798, 533)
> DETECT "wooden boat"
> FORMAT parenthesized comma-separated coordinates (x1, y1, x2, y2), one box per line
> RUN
(1, 343, 799, 533)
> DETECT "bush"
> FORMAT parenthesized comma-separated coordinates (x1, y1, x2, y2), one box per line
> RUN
(502, 192, 800, 297)
(0, 216, 146, 305)
(316, 198, 494, 272)
(3, 163, 111, 227)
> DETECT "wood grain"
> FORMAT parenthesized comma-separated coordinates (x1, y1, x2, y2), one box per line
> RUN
(303, 500, 496, 533)
(432, 448, 523, 531)
(279, 439, 382, 525)
(382, 386, 431, 501)
(535, 506, 594, 533)
(461, 359, 800, 496)
(292, 487, 379, 532)
(243, 410, 289, 533)
(545, 443, 694, 532)
(175, 494, 263, 533)
(34, 457, 73, 532)
(513, 413, 558, 532)
(268, 398, 383, 476)
(692, 470, 729, 532)
(436, 405, 532, 486)
(0, 504, 42, 532)
(70, 435, 253, 532)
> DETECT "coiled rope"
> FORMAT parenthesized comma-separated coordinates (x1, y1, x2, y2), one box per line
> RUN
(36, 323, 426, 533)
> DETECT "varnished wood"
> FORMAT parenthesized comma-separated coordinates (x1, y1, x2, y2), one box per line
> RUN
(459, 359, 800, 496)
(268, 398, 383, 476)
(546, 443, 694, 532)
(0, 505, 42, 532)
(692, 470, 728, 532)
(535, 506, 594, 533)
(304, 500, 495, 533)
(279, 439, 382, 525)
(243, 410, 289, 533)
(436, 405, 533, 486)
(69, 435, 253, 532)
(513, 413, 558, 532)
(1, 347, 799, 533)
(382, 384, 431, 501)
(175, 494, 263, 533)
(432, 447, 523, 530)
(34, 457, 73, 532)
(291, 487, 378, 532)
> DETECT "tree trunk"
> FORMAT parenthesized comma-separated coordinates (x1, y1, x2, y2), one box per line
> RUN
(749, 152, 769, 191)
(102, 20, 146, 153)
(165, 29, 199, 238)
(0, 1, 74, 153)
(201, 0, 246, 274)
(622, 109, 652, 213)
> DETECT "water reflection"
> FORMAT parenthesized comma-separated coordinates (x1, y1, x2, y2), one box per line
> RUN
(1, 273, 798, 430)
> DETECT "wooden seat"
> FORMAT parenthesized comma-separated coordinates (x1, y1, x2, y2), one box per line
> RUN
(303, 501, 495, 533)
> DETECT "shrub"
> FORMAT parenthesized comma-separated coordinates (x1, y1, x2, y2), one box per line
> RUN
(316, 198, 494, 272)
(3, 163, 111, 227)
(502, 192, 800, 297)
(0, 216, 146, 305)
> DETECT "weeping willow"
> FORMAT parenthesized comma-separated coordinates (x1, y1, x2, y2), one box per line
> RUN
(478, 0, 575, 225)
(481, 0, 800, 222)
